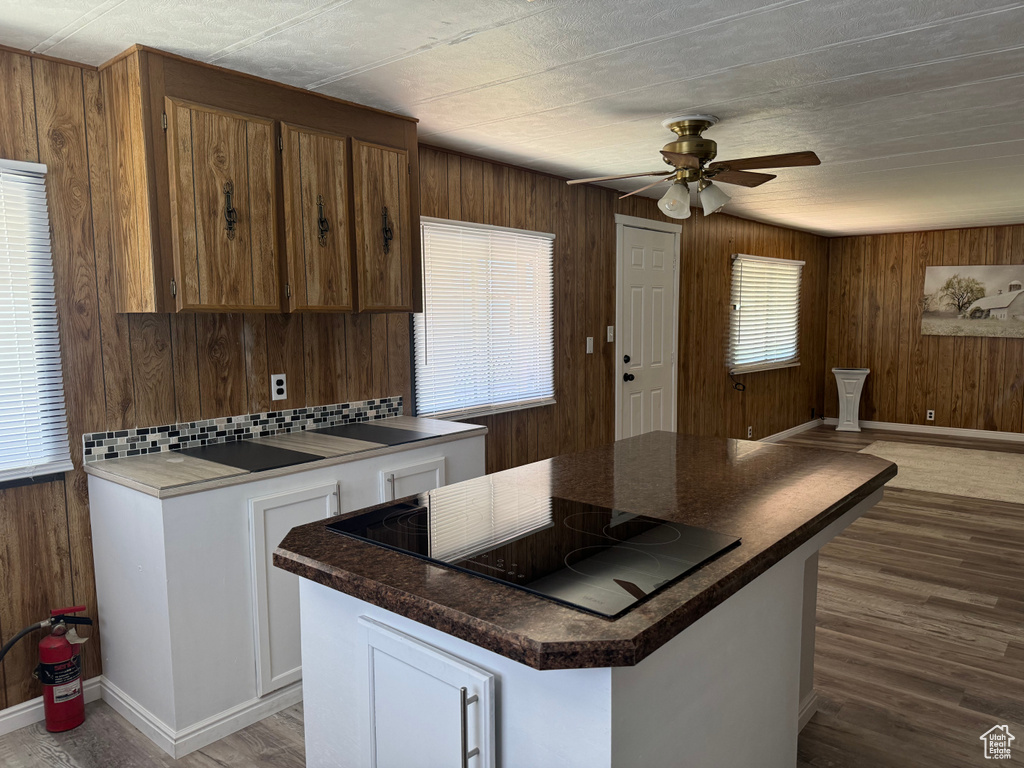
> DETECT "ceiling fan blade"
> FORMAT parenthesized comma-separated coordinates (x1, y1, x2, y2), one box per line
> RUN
(710, 169, 776, 188)
(660, 151, 700, 169)
(619, 177, 672, 199)
(708, 151, 820, 172)
(567, 170, 672, 185)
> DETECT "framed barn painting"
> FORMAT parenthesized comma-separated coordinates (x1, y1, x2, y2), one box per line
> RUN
(922, 265, 1024, 338)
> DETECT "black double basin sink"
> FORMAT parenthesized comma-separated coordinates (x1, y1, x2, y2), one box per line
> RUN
(177, 422, 434, 472)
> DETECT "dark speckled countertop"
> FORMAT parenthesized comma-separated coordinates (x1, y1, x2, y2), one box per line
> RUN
(274, 431, 896, 670)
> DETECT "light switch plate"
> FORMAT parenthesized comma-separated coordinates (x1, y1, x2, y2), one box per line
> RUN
(586, 337, 594, 354)
(607, 326, 614, 342)
(271, 373, 287, 401)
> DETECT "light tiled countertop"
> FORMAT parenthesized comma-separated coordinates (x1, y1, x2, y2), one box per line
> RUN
(84, 416, 487, 499)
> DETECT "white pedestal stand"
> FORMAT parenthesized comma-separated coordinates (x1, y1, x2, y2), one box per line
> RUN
(833, 368, 870, 432)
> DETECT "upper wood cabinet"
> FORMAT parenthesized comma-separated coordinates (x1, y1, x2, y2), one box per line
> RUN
(281, 124, 353, 312)
(166, 100, 279, 310)
(101, 45, 421, 314)
(353, 141, 412, 312)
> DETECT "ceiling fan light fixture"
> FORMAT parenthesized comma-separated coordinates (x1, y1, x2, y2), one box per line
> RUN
(658, 181, 691, 219)
(699, 181, 731, 216)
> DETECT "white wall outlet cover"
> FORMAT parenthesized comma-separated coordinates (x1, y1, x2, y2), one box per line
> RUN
(747, 426, 753, 438)
(586, 337, 594, 354)
(271, 373, 287, 401)
(926, 409, 935, 421)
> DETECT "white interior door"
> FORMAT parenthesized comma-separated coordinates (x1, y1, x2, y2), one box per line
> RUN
(616, 218, 680, 439)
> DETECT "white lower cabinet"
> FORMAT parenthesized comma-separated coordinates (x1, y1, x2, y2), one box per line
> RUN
(360, 617, 495, 768)
(87, 432, 486, 759)
(379, 456, 446, 501)
(249, 483, 339, 697)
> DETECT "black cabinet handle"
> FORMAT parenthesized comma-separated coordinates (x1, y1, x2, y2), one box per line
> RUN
(223, 181, 238, 240)
(316, 195, 330, 247)
(381, 206, 394, 254)
(623, 373, 635, 382)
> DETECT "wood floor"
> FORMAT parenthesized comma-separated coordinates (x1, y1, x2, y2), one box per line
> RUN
(1, 424, 1021, 766)
(791, 425, 1024, 767)
(0, 702, 305, 767)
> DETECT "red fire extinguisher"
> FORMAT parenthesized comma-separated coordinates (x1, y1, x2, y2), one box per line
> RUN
(0, 606, 93, 732)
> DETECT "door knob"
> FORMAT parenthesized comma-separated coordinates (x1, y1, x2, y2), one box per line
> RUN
(623, 354, 630, 363)
(623, 373, 635, 382)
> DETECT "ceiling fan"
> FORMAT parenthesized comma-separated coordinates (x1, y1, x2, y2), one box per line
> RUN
(567, 115, 819, 219)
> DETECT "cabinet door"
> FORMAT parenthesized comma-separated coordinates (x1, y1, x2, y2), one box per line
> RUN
(379, 456, 446, 502)
(360, 617, 495, 768)
(352, 140, 412, 311)
(166, 98, 279, 311)
(281, 124, 354, 311)
(249, 483, 338, 697)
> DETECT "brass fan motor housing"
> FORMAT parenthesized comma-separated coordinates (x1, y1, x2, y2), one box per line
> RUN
(661, 115, 719, 174)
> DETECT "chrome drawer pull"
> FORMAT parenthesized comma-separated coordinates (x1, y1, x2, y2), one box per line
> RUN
(460, 686, 479, 767)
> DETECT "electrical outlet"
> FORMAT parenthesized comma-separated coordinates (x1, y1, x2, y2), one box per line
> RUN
(586, 337, 594, 354)
(747, 426, 753, 439)
(926, 409, 935, 421)
(271, 373, 287, 401)
(607, 326, 614, 343)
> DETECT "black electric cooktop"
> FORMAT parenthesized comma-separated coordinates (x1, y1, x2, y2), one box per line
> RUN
(327, 484, 740, 618)
(178, 441, 321, 472)
(314, 422, 435, 445)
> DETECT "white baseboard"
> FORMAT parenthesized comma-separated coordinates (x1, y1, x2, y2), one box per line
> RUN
(760, 419, 824, 444)
(823, 418, 1024, 444)
(101, 676, 302, 759)
(0, 676, 103, 736)
(798, 690, 819, 731)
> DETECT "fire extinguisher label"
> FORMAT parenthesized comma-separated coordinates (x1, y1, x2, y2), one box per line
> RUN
(37, 655, 81, 687)
(53, 679, 82, 704)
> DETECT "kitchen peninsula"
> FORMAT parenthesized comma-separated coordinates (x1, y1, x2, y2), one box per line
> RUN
(276, 431, 895, 768)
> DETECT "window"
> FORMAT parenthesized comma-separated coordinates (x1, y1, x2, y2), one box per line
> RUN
(0, 160, 73, 482)
(414, 218, 555, 419)
(728, 253, 804, 375)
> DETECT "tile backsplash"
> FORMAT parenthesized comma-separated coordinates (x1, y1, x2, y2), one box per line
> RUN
(82, 396, 403, 464)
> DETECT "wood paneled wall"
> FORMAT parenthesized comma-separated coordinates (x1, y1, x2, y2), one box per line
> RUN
(0, 48, 409, 710)
(419, 146, 830, 471)
(825, 227, 1024, 433)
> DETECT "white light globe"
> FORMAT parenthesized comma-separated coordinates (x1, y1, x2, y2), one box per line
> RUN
(700, 182, 731, 216)
(658, 182, 691, 219)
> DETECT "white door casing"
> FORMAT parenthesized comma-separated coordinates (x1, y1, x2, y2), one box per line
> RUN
(614, 214, 681, 440)
(248, 483, 339, 697)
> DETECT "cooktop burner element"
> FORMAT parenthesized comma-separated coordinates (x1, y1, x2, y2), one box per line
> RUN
(177, 441, 321, 472)
(326, 484, 740, 618)
(313, 422, 434, 445)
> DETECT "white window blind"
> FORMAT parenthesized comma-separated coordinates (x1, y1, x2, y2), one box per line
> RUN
(427, 475, 554, 562)
(0, 160, 73, 482)
(414, 217, 555, 419)
(728, 253, 804, 375)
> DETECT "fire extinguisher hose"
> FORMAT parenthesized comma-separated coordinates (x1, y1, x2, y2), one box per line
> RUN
(0, 620, 49, 665)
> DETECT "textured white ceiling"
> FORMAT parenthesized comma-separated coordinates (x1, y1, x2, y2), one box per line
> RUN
(7, 0, 1024, 235)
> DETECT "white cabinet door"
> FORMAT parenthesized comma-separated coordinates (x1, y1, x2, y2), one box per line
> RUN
(249, 483, 338, 697)
(379, 457, 446, 502)
(360, 617, 495, 768)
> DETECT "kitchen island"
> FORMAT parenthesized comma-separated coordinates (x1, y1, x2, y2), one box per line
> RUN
(275, 431, 895, 768)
